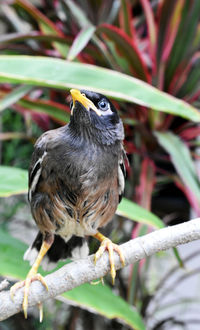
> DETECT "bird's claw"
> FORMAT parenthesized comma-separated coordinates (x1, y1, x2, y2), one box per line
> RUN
(10, 273, 48, 321)
(94, 238, 125, 284)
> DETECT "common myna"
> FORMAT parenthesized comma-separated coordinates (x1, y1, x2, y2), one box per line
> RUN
(10, 89, 126, 320)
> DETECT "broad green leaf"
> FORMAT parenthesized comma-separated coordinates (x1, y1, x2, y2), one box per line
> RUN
(0, 85, 32, 112)
(0, 166, 28, 197)
(0, 228, 30, 279)
(67, 26, 96, 61)
(117, 198, 164, 229)
(0, 55, 199, 122)
(154, 131, 200, 205)
(63, 283, 145, 330)
(0, 228, 145, 330)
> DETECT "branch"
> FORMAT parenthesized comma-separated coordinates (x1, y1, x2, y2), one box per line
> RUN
(1, 218, 200, 321)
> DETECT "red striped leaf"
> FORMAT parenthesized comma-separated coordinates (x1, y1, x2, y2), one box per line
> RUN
(97, 24, 149, 81)
(14, 0, 69, 57)
(140, 0, 157, 74)
(119, 0, 136, 39)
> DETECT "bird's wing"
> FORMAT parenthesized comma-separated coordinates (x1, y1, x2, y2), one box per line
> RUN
(28, 126, 65, 202)
(28, 131, 50, 202)
(118, 146, 127, 203)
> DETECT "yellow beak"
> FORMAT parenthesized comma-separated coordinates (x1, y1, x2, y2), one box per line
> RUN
(70, 89, 101, 116)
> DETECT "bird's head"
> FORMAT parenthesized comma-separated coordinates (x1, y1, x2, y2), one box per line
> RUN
(69, 89, 124, 145)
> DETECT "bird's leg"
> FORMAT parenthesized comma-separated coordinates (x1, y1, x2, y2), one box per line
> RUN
(10, 234, 54, 321)
(93, 232, 125, 284)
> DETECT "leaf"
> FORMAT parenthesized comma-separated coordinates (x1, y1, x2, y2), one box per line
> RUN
(161, 0, 184, 63)
(0, 32, 71, 45)
(18, 98, 70, 124)
(156, 0, 175, 62)
(63, 0, 92, 28)
(177, 54, 200, 98)
(0, 85, 32, 112)
(67, 26, 96, 61)
(0, 166, 28, 197)
(63, 0, 115, 67)
(0, 55, 199, 122)
(117, 198, 164, 229)
(136, 158, 155, 210)
(0, 229, 145, 329)
(154, 131, 200, 206)
(97, 24, 149, 81)
(63, 284, 145, 330)
(119, 0, 135, 38)
(165, 1, 200, 87)
(0, 228, 30, 279)
(15, 0, 69, 57)
(140, 0, 156, 67)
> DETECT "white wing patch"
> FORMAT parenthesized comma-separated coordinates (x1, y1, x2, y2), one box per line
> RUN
(118, 162, 125, 196)
(28, 151, 47, 201)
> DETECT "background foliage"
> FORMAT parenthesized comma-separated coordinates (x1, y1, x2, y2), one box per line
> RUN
(0, 0, 200, 329)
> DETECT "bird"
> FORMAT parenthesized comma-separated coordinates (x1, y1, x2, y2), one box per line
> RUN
(10, 89, 126, 320)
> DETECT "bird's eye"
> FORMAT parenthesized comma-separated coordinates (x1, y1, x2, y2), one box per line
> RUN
(98, 99, 108, 111)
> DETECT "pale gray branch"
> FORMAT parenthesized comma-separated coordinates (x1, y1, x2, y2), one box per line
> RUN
(0, 280, 9, 292)
(1, 218, 200, 321)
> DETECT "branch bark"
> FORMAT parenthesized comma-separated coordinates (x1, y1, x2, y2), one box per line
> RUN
(1, 218, 200, 321)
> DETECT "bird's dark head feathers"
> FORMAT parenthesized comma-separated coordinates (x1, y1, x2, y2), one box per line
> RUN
(69, 89, 124, 145)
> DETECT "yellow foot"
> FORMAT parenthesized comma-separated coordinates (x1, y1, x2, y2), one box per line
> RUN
(10, 273, 48, 321)
(94, 237, 125, 285)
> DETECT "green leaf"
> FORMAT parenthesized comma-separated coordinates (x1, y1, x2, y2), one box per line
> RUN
(15, 0, 69, 57)
(154, 131, 200, 205)
(119, 0, 134, 38)
(63, 0, 92, 28)
(67, 26, 96, 61)
(0, 32, 71, 45)
(18, 98, 70, 123)
(0, 55, 199, 122)
(0, 228, 145, 329)
(0, 85, 32, 112)
(117, 198, 164, 229)
(63, 283, 145, 330)
(0, 228, 30, 279)
(165, 1, 200, 86)
(97, 24, 149, 81)
(0, 166, 28, 197)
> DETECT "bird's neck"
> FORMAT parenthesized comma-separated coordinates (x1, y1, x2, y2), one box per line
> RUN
(68, 123, 123, 148)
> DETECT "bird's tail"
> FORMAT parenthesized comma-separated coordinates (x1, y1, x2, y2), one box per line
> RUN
(24, 232, 89, 271)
